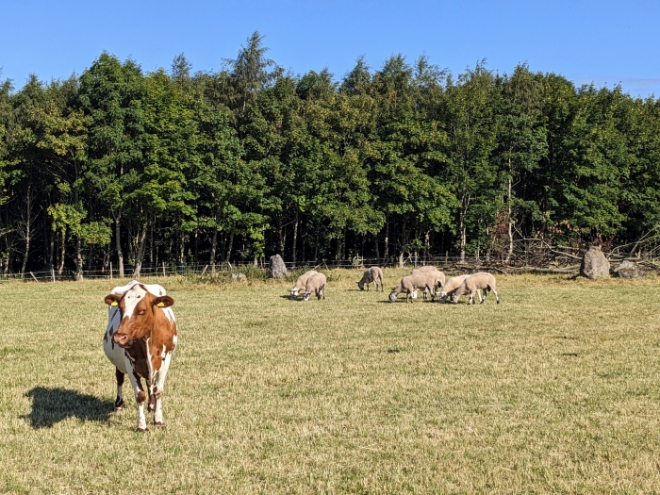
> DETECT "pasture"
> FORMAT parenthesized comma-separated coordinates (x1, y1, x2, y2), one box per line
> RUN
(1, 269, 660, 494)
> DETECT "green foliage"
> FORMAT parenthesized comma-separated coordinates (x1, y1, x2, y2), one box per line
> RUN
(2, 39, 660, 273)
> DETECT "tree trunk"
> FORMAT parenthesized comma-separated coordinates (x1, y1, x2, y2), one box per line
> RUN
(115, 212, 125, 278)
(58, 230, 66, 275)
(210, 225, 218, 273)
(132, 219, 149, 279)
(383, 221, 390, 265)
(292, 211, 298, 265)
(225, 232, 234, 263)
(506, 165, 514, 264)
(74, 235, 84, 281)
(20, 185, 34, 279)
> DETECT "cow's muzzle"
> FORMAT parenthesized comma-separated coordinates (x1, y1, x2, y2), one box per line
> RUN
(113, 332, 133, 348)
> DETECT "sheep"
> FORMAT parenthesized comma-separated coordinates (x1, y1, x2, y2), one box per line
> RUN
(389, 272, 438, 303)
(411, 266, 446, 300)
(289, 269, 318, 299)
(438, 274, 471, 303)
(450, 272, 500, 305)
(357, 266, 384, 292)
(303, 272, 327, 301)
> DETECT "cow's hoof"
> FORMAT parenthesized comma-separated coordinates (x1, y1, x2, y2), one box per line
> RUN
(153, 421, 166, 429)
(137, 427, 149, 432)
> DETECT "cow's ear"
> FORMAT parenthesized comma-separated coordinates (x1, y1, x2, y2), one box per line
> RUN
(153, 296, 174, 309)
(105, 295, 121, 307)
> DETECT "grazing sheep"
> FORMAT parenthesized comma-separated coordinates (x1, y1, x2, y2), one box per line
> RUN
(389, 272, 438, 303)
(411, 266, 446, 299)
(438, 274, 471, 303)
(290, 269, 318, 299)
(357, 266, 385, 292)
(303, 272, 327, 301)
(450, 272, 499, 305)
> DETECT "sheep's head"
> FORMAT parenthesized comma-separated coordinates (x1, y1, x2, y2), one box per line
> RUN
(450, 293, 460, 304)
(290, 288, 299, 298)
(388, 291, 397, 303)
(357, 281, 365, 291)
(303, 291, 312, 301)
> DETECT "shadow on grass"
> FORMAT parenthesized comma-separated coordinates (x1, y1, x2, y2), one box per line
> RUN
(23, 387, 114, 428)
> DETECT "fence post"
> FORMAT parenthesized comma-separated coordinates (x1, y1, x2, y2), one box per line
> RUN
(29, 271, 39, 283)
(110, 262, 113, 280)
(162, 262, 166, 278)
(445, 251, 448, 266)
(50, 266, 55, 283)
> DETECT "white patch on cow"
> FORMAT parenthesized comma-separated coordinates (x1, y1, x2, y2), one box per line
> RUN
(145, 338, 154, 378)
(121, 284, 149, 319)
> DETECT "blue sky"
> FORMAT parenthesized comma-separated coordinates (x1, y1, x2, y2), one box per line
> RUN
(2, 0, 659, 98)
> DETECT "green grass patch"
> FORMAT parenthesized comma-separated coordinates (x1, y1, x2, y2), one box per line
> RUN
(2, 269, 660, 493)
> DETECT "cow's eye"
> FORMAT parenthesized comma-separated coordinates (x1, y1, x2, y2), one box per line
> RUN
(137, 309, 146, 315)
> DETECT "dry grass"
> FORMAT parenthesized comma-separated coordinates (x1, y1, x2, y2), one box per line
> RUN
(2, 269, 660, 494)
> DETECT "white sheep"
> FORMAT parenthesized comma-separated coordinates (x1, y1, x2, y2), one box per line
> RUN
(357, 266, 384, 292)
(450, 272, 500, 305)
(411, 266, 446, 300)
(303, 272, 327, 301)
(290, 269, 318, 299)
(438, 274, 471, 303)
(389, 272, 438, 303)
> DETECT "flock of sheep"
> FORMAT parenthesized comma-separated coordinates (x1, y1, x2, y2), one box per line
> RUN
(289, 266, 500, 304)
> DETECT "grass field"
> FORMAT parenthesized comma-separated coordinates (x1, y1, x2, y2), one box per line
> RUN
(2, 269, 660, 494)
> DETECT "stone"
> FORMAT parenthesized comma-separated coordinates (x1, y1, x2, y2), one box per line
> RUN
(268, 254, 288, 279)
(580, 245, 610, 279)
(614, 260, 644, 279)
(231, 273, 247, 282)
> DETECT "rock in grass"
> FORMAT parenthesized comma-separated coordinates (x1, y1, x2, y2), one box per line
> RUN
(614, 260, 644, 279)
(580, 245, 610, 279)
(268, 254, 288, 279)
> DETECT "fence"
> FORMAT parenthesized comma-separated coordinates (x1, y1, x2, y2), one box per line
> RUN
(0, 254, 490, 283)
(3, 250, 656, 284)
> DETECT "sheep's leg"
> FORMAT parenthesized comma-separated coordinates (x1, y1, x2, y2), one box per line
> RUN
(477, 289, 485, 304)
(492, 287, 499, 304)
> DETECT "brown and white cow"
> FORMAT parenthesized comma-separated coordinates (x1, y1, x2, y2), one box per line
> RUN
(103, 281, 177, 431)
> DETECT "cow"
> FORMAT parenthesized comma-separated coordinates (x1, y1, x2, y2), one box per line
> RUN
(103, 281, 177, 431)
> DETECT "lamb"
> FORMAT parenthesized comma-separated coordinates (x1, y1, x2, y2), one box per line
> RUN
(357, 266, 384, 292)
(289, 269, 318, 299)
(389, 272, 439, 303)
(411, 266, 446, 299)
(303, 272, 327, 301)
(450, 272, 500, 305)
(438, 274, 471, 303)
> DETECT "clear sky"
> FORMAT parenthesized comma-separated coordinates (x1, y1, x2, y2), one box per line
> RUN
(2, 0, 659, 99)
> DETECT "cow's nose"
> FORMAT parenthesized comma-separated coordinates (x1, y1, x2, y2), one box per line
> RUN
(114, 333, 129, 347)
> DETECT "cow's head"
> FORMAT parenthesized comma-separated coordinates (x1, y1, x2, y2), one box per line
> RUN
(104, 284, 174, 348)
(357, 281, 365, 291)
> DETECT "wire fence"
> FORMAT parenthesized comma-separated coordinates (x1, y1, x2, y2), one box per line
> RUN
(3, 250, 656, 284)
(0, 254, 490, 284)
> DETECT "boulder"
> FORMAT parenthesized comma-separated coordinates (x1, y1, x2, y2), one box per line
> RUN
(580, 245, 610, 279)
(614, 260, 644, 279)
(268, 254, 288, 279)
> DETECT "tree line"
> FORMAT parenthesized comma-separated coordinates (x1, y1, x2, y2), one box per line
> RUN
(1, 32, 659, 278)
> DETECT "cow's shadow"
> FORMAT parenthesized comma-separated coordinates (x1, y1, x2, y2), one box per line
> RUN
(23, 387, 114, 428)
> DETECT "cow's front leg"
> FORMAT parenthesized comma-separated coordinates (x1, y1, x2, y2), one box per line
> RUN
(152, 351, 174, 427)
(124, 363, 148, 431)
(114, 368, 125, 411)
